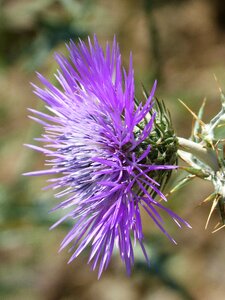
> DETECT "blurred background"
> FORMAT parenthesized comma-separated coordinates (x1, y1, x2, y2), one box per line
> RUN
(1, 0, 225, 299)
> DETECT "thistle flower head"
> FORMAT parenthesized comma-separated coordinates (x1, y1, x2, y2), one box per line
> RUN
(24, 36, 190, 278)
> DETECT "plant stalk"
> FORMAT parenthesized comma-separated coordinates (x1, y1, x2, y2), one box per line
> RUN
(177, 137, 219, 171)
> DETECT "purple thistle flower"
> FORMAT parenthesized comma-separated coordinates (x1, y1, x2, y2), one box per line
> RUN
(24, 36, 190, 278)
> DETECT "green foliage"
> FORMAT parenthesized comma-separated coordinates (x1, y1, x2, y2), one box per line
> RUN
(0, 0, 92, 70)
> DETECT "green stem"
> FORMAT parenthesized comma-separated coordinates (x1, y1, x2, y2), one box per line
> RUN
(177, 137, 220, 172)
